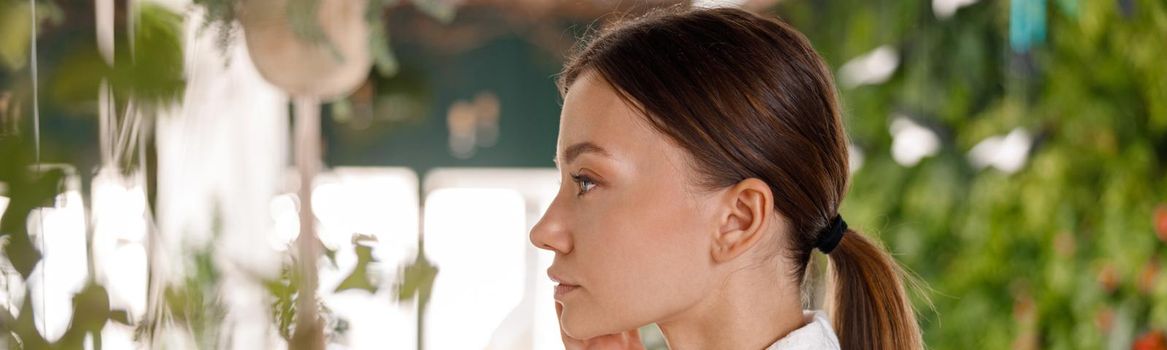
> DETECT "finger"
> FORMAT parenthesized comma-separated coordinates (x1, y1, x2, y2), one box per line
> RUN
(625, 329, 646, 350)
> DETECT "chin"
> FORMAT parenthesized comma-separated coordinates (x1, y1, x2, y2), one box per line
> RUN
(560, 307, 612, 339)
(562, 305, 649, 340)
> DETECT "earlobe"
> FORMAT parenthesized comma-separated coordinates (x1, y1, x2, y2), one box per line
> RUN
(711, 178, 772, 263)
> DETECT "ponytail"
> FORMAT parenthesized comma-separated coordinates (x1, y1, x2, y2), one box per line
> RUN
(826, 229, 924, 350)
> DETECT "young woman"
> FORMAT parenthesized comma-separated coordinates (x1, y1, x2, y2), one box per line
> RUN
(529, 7, 923, 350)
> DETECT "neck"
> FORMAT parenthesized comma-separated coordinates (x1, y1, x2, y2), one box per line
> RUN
(657, 260, 805, 350)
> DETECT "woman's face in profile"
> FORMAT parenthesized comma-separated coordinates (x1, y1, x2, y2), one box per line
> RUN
(529, 71, 725, 339)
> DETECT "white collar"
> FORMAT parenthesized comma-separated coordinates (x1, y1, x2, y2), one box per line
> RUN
(764, 310, 841, 350)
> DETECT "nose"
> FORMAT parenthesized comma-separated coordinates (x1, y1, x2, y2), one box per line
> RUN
(529, 197, 573, 254)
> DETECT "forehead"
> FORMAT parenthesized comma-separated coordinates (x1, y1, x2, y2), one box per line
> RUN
(557, 73, 660, 159)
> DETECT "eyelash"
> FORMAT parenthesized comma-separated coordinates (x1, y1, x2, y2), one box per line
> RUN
(569, 172, 598, 196)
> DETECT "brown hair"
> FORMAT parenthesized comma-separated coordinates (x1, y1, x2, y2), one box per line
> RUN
(558, 7, 923, 350)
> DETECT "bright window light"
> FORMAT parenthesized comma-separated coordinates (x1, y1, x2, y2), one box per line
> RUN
(27, 189, 88, 342)
(91, 170, 149, 321)
(310, 167, 420, 350)
(423, 168, 560, 350)
(423, 188, 528, 350)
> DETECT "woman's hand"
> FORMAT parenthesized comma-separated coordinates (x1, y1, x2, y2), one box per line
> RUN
(556, 302, 646, 350)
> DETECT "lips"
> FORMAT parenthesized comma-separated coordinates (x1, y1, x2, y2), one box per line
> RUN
(547, 269, 581, 301)
(554, 284, 580, 300)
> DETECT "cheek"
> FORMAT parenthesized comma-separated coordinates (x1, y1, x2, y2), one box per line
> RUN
(563, 189, 714, 336)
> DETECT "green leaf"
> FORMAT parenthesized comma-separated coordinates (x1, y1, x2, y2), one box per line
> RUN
(334, 240, 378, 294)
(0, 137, 65, 279)
(0, 1, 60, 70)
(396, 243, 437, 303)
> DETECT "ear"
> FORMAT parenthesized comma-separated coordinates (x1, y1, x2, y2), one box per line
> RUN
(711, 178, 773, 263)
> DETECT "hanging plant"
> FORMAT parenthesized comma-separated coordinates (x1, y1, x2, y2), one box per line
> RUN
(191, 0, 450, 83)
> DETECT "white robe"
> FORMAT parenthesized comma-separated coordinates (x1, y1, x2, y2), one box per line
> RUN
(765, 311, 841, 350)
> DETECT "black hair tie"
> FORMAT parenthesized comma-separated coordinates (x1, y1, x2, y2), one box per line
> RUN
(815, 215, 847, 254)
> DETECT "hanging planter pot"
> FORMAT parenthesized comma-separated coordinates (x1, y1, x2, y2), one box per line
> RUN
(237, 0, 372, 99)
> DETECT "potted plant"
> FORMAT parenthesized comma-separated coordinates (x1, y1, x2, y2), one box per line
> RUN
(236, 0, 372, 99)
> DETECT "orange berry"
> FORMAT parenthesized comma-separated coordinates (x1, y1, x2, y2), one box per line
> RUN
(1134, 330, 1167, 350)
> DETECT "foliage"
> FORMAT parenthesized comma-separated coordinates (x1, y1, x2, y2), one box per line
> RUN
(147, 242, 229, 348)
(0, 135, 139, 349)
(2, 3, 191, 348)
(772, 0, 1167, 348)
(0, 0, 61, 72)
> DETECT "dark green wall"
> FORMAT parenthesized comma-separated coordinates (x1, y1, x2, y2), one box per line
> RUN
(322, 34, 564, 176)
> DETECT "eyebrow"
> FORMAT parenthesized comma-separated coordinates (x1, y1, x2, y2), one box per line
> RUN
(555, 142, 611, 167)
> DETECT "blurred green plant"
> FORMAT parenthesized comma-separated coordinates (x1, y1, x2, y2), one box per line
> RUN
(6, 2, 186, 113)
(2, 2, 192, 349)
(1, 0, 184, 177)
(772, 0, 1167, 349)
(3, 0, 439, 348)
(0, 0, 61, 72)
(0, 135, 140, 349)
(334, 234, 380, 294)
(138, 239, 228, 348)
(395, 238, 437, 350)
(0, 136, 61, 348)
(266, 247, 346, 345)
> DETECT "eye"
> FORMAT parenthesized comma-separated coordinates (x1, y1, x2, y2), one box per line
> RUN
(570, 172, 597, 196)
